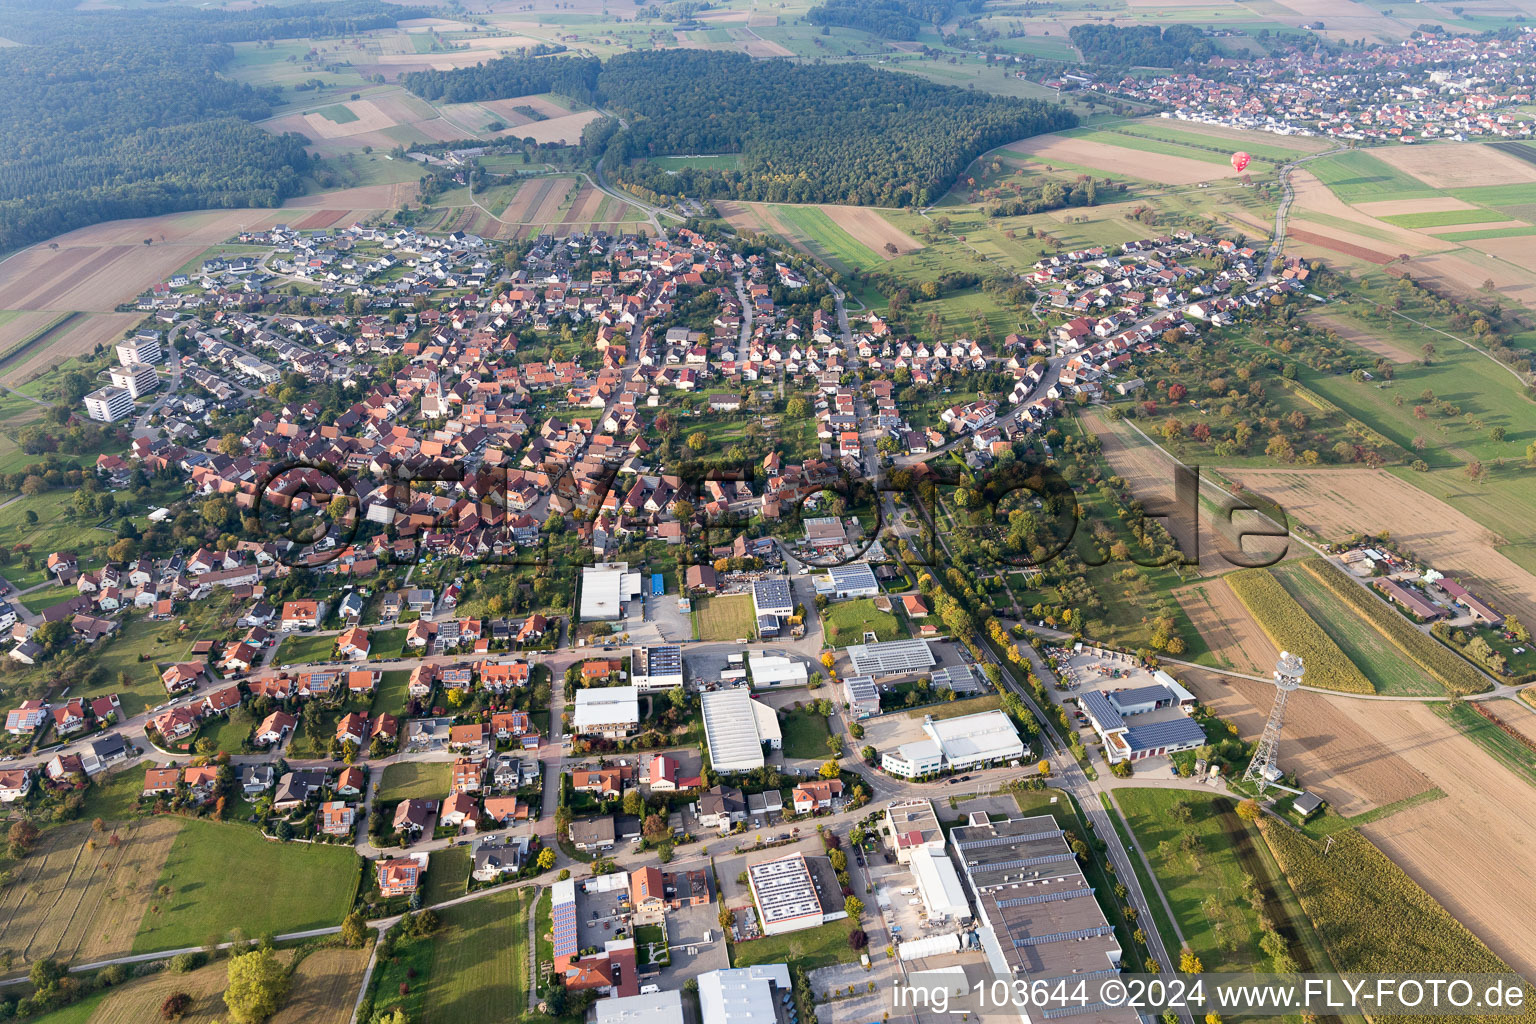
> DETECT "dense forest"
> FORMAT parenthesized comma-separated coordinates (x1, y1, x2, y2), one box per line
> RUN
(804, 0, 981, 40)
(0, 1, 421, 252)
(1067, 24, 1216, 67)
(402, 55, 602, 105)
(404, 50, 1074, 207)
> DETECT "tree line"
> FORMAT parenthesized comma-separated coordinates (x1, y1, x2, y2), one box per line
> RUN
(0, 1, 423, 252)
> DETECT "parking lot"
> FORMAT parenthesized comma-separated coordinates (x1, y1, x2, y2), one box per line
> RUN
(576, 879, 631, 950)
(1051, 648, 1190, 780)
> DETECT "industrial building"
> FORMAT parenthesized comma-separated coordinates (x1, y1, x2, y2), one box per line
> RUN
(882, 710, 1026, 778)
(751, 578, 795, 638)
(846, 638, 936, 678)
(951, 813, 1131, 1016)
(700, 688, 782, 772)
(580, 562, 643, 621)
(909, 845, 972, 923)
(632, 645, 684, 692)
(597, 991, 686, 1024)
(572, 686, 640, 737)
(931, 663, 982, 694)
(884, 797, 944, 863)
(747, 853, 830, 935)
(815, 562, 880, 600)
(843, 674, 880, 718)
(698, 965, 793, 1024)
(551, 877, 580, 971)
(1078, 685, 1205, 764)
(747, 652, 808, 688)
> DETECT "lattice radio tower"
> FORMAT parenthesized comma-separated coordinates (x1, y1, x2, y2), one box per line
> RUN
(1243, 651, 1304, 797)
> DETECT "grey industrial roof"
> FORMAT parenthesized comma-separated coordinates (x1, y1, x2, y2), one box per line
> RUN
(847, 638, 936, 677)
(751, 578, 794, 614)
(1124, 717, 1206, 751)
(1078, 689, 1125, 731)
(1110, 684, 1173, 710)
(827, 562, 878, 590)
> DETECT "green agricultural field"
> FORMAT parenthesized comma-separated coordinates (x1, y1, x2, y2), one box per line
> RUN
(1435, 225, 1536, 241)
(1067, 126, 1237, 167)
(1307, 150, 1439, 202)
(312, 103, 360, 124)
(730, 917, 860, 970)
(769, 204, 885, 274)
(821, 597, 905, 647)
(418, 887, 533, 1024)
(423, 844, 470, 906)
(1379, 208, 1518, 229)
(779, 706, 833, 760)
(377, 761, 451, 803)
(692, 593, 757, 641)
(132, 820, 359, 951)
(1115, 121, 1321, 161)
(1115, 789, 1280, 973)
(1269, 563, 1445, 696)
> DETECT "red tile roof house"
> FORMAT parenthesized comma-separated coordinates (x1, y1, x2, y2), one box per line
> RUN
(336, 627, 371, 661)
(491, 710, 532, 741)
(336, 766, 366, 796)
(161, 662, 207, 693)
(183, 764, 220, 804)
(202, 684, 243, 717)
(792, 778, 843, 815)
(440, 791, 480, 830)
(451, 756, 487, 794)
(90, 693, 122, 723)
(393, 798, 437, 836)
(5, 700, 48, 736)
(50, 700, 88, 737)
(280, 600, 324, 631)
(448, 723, 490, 750)
(255, 710, 297, 747)
(376, 855, 426, 896)
(0, 768, 34, 803)
(482, 796, 523, 826)
(320, 801, 356, 837)
(141, 766, 181, 798)
(347, 670, 381, 695)
(336, 712, 369, 747)
(151, 706, 201, 743)
(371, 713, 399, 744)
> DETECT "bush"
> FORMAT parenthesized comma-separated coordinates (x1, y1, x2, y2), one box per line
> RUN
(167, 952, 206, 974)
(161, 992, 192, 1021)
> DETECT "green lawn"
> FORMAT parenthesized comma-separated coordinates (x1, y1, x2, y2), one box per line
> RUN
(195, 712, 253, 755)
(821, 597, 905, 647)
(779, 706, 833, 760)
(132, 819, 359, 952)
(692, 593, 757, 642)
(1114, 789, 1276, 973)
(423, 844, 470, 906)
(373, 669, 413, 717)
(416, 886, 533, 1024)
(729, 916, 859, 970)
(56, 613, 204, 719)
(905, 692, 1001, 720)
(377, 761, 451, 803)
(277, 631, 338, 666)
(79, 764, 152, 824)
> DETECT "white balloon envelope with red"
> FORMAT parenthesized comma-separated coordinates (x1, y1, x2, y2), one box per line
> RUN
(1230, 151, 1251, 173)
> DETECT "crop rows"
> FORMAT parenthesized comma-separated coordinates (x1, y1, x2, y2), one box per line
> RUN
(1299, 558, 1490, 695)
(1261, 822, 1519, 1024)
(1225, 569, 1375, 693)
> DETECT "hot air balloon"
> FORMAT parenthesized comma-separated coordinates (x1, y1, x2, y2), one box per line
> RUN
(1230, 151, 1251, 174)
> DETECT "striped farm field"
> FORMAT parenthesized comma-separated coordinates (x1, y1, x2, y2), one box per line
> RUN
(1380, 208, 1520, 229)
(1225, 568, 1375, 693)
(760, 203, 884, 273)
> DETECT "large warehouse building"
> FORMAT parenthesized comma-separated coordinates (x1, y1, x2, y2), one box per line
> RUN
(882, 709, 1026, 778)
(846, 638, 936, 678)
(1078, 683, 1205, 764)
(951, 813, 1133, 1019)
(581, 562, 643, 621)
(700, 688, 782, 772)
(747, 853, 834, 935)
